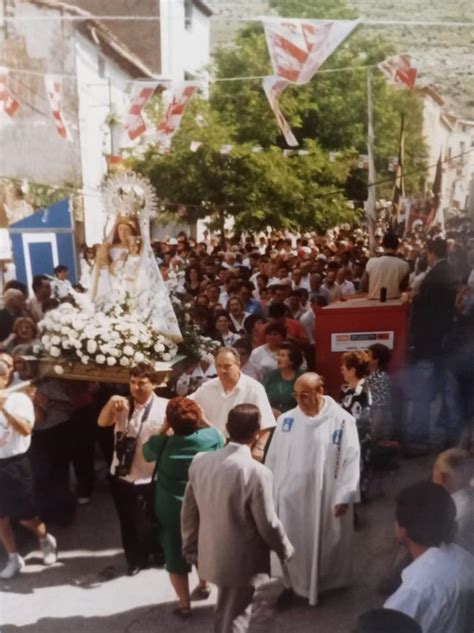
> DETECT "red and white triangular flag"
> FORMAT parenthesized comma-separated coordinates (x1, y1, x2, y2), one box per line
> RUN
(261, 18, 358, 146)
(0, 67, 20, 118)
(262, 76, 298, 147)
(44, 76, 72, 141)
(155, 82, 199, 153)
(378, 54, 417, 90)
(124, 81, 161, 141)
(263, 18, 360, 85)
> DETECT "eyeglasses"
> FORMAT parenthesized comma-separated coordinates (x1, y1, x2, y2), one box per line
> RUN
(292, 391, 311, 400)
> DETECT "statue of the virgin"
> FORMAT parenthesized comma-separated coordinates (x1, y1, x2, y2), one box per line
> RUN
(89, 173, 182, 342)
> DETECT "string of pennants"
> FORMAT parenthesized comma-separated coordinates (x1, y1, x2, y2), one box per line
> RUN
(0, 17, 418, 151)
(183, 141, 403, 173)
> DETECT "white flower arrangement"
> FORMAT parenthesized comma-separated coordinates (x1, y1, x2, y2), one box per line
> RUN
(39, 298, 178, 370)
(198, 336, 221, 364)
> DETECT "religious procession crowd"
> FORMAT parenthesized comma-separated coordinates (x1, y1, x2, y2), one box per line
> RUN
(1, 215, 474, 633)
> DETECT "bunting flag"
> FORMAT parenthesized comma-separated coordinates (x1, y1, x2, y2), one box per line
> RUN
(190, 141, 202, 152)
(261, 18, 359, 146)
(0, 67, 20, 118)
(124, 81, 160, 141)
(262, 18, 360, 85)
(427, 153, 443, 228)
(155, 82, 199, 153)
(378, 54, 417, 90)
(44, 76, 72, 141)
(262, 76, 298, 147)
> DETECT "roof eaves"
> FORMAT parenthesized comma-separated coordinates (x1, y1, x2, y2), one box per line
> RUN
(192, 0, 213, 17)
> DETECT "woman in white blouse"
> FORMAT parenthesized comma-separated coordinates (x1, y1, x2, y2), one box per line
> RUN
(0, 361, 57, 579)
(248, 322, 287, 382)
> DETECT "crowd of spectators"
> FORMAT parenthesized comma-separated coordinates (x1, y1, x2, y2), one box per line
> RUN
(1, 217, 474, 632)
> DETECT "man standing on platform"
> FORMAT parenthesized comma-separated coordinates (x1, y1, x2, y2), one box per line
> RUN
(265, 372, 360, 607)
(361, 232, 409, 300)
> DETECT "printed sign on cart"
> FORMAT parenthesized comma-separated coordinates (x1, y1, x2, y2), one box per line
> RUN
(331, 331, 394, 352)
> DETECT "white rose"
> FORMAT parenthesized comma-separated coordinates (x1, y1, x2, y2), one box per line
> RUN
(50, 346, 61, 357)
(162, 353, 171, 362)
(54, 365, 65, 375)
(154, 343, 165, 353)
(73, 340, 82, 350)
(107, 356, 117, 366)
(51, 335, 61, 346)
(96, 354, 106, 364)
(108, 348, 121, 358)
(123, 345, 134, 356)
(87, 340, 98, 354)
(129, 336, 139, 345)
(119, 357, 130, 367)
(133, 351, 145, 363)
(41, 334, 50, 345)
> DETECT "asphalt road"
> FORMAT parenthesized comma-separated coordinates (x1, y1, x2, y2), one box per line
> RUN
(0, 456, 432, 633)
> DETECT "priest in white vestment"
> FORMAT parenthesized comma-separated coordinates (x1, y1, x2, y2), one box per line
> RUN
(265, 372, 360, 606)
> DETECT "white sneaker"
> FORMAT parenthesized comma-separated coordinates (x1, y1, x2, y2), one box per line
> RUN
(0, 554, 25, 579)
(40, 534, 57, 566)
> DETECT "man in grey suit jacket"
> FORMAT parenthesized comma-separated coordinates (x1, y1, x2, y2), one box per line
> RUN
(181, 404, 294, 633)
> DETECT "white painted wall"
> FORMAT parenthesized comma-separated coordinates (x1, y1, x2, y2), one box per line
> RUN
(421, 92, 474, 211)
(74, 32, 132, 244)
(160, 0, 210, 80)
(0, 1, 82, 185)
(184, 5, 211, 78)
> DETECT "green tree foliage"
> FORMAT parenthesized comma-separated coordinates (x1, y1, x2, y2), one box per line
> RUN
(133, 0, 427, 232)
(132, 100, 356, 233)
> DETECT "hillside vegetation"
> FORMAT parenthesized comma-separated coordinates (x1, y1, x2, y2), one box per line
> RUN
(208, 0, 474, 118)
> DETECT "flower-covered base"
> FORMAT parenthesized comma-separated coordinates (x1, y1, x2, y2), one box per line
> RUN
(38, 293, 178, 371)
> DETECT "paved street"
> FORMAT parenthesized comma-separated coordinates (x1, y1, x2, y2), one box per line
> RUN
(1, 456, 432, 633)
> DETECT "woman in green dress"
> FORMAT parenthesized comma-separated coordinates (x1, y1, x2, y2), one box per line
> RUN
(143, 397, 224, 618)
(263, 342, 304, 416)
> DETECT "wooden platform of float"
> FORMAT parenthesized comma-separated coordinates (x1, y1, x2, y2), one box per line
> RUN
(31, 356, 187, 386)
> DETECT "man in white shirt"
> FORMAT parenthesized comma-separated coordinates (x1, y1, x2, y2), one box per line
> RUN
(190, 348, 275, 460)
(384, 481, 474, 633)
(361, 232, 410, 300)
(432, 448, 474, 556)
(98, 362, 167, 575)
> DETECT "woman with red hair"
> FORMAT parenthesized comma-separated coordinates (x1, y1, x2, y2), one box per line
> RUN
(143, 397, 224, 618)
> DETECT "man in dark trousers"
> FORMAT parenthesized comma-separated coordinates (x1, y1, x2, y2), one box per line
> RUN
(98, 363, 167, 575)
(181, 404, 294, 633)
(406, 237, 457, 451)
